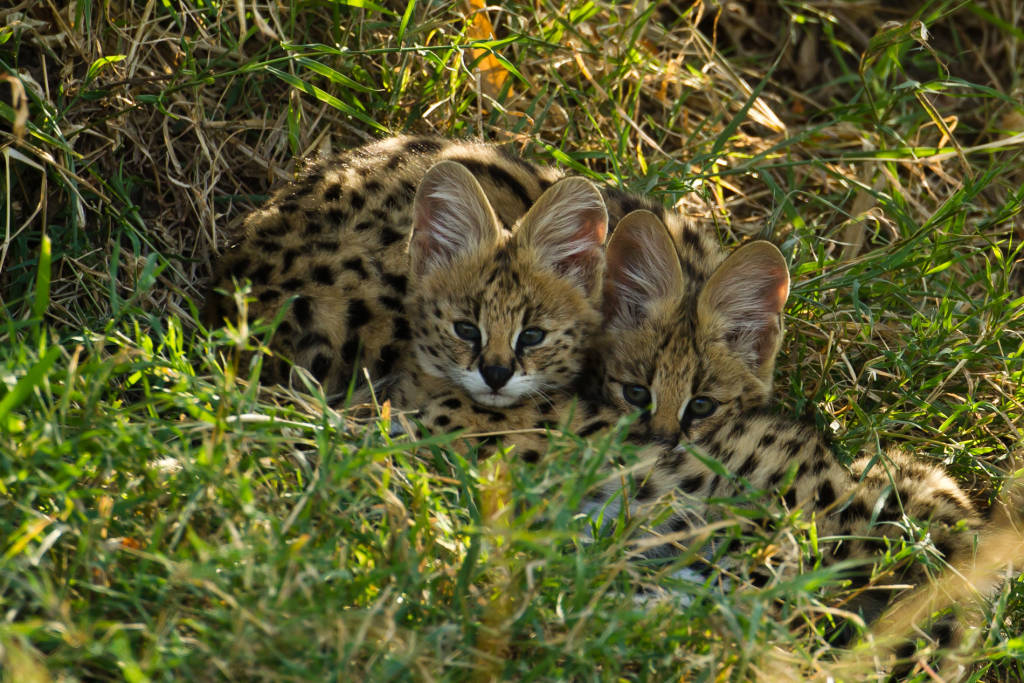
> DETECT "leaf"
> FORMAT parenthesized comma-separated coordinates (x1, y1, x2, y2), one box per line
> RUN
(295, 57, 377, 93)
(464, 0, 512, 99)
(0, 346, 61, 430)
(265, 66, 386, 132)
(31, 233, 51, 321)
(86, 55, 127, 82)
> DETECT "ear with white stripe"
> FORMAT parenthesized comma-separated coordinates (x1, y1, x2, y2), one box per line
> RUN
(515, 177, 608, 298)
(410, 161, 502, 278)
(603, 210, 683, 329)
(697, 241, 789, 383)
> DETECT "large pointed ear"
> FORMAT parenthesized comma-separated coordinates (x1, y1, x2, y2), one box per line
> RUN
(514, 177, 607, 298)
(697, 240, 789, 383)
(602, 210, 684, 329)
(409, 160, 503, 278)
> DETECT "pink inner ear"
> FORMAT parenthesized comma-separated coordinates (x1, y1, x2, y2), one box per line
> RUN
(766, 267, 790, 314)
(541, 213, 606, 290)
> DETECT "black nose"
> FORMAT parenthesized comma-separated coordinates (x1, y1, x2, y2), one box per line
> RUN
(480, 365, 513, 390)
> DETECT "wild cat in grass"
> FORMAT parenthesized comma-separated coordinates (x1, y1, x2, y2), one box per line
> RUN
(206, 136, 704, 436)
(572, 211, 1011, 677)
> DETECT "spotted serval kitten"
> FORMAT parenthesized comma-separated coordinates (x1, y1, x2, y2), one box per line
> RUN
(576, 221, 986, 653)
(204, 136, 619, 413)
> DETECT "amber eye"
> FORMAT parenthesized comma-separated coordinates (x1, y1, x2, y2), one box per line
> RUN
(517, 327, 545, 348)
(622, 384, 652, 408)
(453, 321, 481, 342)
(688, 396, 718, 419)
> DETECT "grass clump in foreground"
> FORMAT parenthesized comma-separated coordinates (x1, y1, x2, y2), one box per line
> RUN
(2, 0, 1023, 679)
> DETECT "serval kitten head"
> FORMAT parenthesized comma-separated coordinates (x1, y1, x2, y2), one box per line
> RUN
(408, 160, 607, 408)
(600, 210, 790, 444)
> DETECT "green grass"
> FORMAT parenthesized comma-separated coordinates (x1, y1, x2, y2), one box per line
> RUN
(2, 0, 1023, 679)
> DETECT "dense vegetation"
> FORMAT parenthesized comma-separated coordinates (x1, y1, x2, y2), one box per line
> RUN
(1, 1, 1022, 679)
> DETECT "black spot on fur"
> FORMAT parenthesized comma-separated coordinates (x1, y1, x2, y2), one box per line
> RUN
(380, 227, 404, 246)
(249, 263, 274, 285)
(736, 454, 757, 477)
(783, 488, 797, 509)
(365, 180, 382, 193)
(229, 258, 250, 278)
(521, 449, 541, 463)
(818, 480, 836, 507)
(679, 227, 705, 256)
(393, 317, 411, 341)
(349, 192, 365, 210)
(637, 481, 655, 501)
(578, 420, 609, 437)
(327, 208, 348, 224)
(282, 249, 299, 273)
(379, 295, 402, 311)
(377, 345, 399, 373)
(281, 278, 304, 290)
(470, 405, 506, 420)
(342, 258, 368, 278)
(434, 414, 451, 428)
(935, 490, 969, 514)
(324, 183, 342, 202)
(441, 398, 462, 410)
(258, 217, 290, 238)
(383, 273, 407, 293)
(354, 220, 373, 232)
(303, 221, 324, 237)
(680, 474, 704, 493)
(341, 338, 360, 363)
(279, 201, 300, 214)
(347, 299, 372, 328)
(312, 266, 335, 286)
(932, 620, 955, 647)
(311, 354, 331, 382)
(839, 500, 870, 526)
(449, 157, 532, 208)
(297, 331, 331, 350)
(758, 432, 777, 448)
(669, 516, 691, 533)
(257, 289, 280, 303)
(292, 296, 312, 327)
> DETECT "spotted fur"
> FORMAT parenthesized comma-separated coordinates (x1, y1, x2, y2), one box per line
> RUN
(204, 136, 693, 433)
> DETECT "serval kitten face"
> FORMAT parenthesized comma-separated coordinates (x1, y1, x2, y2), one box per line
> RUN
(407, 161, 607, 408)
(204, 136, 609, 406)
(598, 210, 790, 444)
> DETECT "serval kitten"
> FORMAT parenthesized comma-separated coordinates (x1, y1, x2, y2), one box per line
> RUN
(575, 221, 988, 662)
(204, 136, 612, 414)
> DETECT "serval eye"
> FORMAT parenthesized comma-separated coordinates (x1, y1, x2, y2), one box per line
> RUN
(622, 384, 652, 408)
(453, 321, 481, 342)
(517, 327, 545, 347)
(688, 396, 718, 419)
